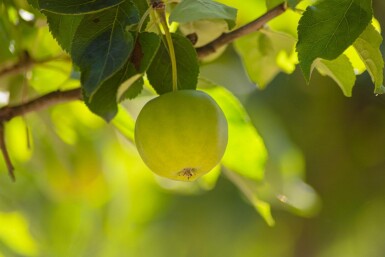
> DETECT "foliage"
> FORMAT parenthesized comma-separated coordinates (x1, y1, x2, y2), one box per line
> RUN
(0, 0, 384, 255)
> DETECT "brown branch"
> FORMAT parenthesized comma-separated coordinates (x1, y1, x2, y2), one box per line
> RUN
(196, 3, 287, 58)
(0, 88, 82, 122)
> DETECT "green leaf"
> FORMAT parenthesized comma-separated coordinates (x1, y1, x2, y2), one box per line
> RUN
(224, 169, 275, 226)
(36, 0, 124, 15)
(297, 0, 372, 80)
(84, 62, 138, 122)
(118, 78, 144, 101)
(235, 29, 296, 88)
(353, 24, 384, 94)
(147, 33, 199, 94)
(45, 13, 82, 52)
(71, 2, 139, 97)
(202, 82, 267, 181)
(85, 32, 160, 121)
(169, 0, 237, 29)
(315, 54, 356, 97)
(118, 32, 161, 101)
(132, 32, 162, 73)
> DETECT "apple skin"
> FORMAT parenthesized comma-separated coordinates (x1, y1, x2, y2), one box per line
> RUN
(135, 90, 228, 181)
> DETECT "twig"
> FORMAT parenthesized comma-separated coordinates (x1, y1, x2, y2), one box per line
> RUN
(0, 123, 15, 181)
(196, 3, 287, 58)
(0, 88, 82, 122)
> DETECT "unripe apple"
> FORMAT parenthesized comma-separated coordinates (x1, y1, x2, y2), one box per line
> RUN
(135, 90, 228, 181)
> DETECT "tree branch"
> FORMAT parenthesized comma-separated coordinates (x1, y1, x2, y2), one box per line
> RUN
(196, 3, 287, 58)
(0, 88, 82, 122)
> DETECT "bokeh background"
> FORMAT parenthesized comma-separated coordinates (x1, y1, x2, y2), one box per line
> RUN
(0, 0, 385, 256)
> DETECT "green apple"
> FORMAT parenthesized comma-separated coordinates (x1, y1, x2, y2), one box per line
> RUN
(135, 90, 228, 181)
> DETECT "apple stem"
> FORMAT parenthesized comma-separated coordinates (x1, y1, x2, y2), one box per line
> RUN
(152, 1, 178, 92)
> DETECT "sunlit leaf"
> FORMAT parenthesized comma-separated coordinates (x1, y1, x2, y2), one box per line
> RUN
(202, 81, 267, 180)
(315, 54, 356, 97)
(71, 2, 139, 97)
(353, 24, 384, 94)
(224, 169, 275, 226)
(169, 0, 237, 29)
(235, 29, 296, 88)
(147, 33, 199, 94)
(297, 0, 372, 80)
(344, 46, 366, 75)
(36, 0, 124, 15)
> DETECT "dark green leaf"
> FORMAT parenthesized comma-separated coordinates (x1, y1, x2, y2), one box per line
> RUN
(315, 54, 356, 97)
(84, 63, 137, 122)
(85, 32, 160, 121)
(297, 0, 372, 80)
(71, 2, 139, 97)
(118, 32, 161, 101)
(169, 0, 237, 29)
(118, 78, 144, 101)
(133, 32, 162, 73)
(353, 24, 384, 94)
(131, 0, 149, 16)
(147, 33, 199, 94)
(45, 13, 82, 52)
(36, 0, 124, 15)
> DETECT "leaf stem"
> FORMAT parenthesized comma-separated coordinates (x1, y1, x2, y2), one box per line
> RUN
(153, 1, 178, 92)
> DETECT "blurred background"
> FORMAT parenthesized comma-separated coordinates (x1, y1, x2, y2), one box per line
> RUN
(0, 0, 385, 256)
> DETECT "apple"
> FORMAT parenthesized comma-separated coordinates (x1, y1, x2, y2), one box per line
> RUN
(135, 90, 228, 181)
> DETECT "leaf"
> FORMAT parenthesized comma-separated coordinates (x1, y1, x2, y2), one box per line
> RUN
(45, 13, 82, 52)
(235, 29, 296, 88)
(224, 169, 275, 226)
(119, 32, 161, 101)
(315, 54, 356, 97)
(85, 32, 161, 121)
(147, 33, 199, 94)
(353, 24, 384, 94)
(84, 62, 138, 122)
(71, 2, 139, 97)
(297, 0, 372, 80)
(169, 0, 237, 29)
(36, 0, 124, 15)
(118, 78, 144, 101)
(202, 81, 267, 181)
